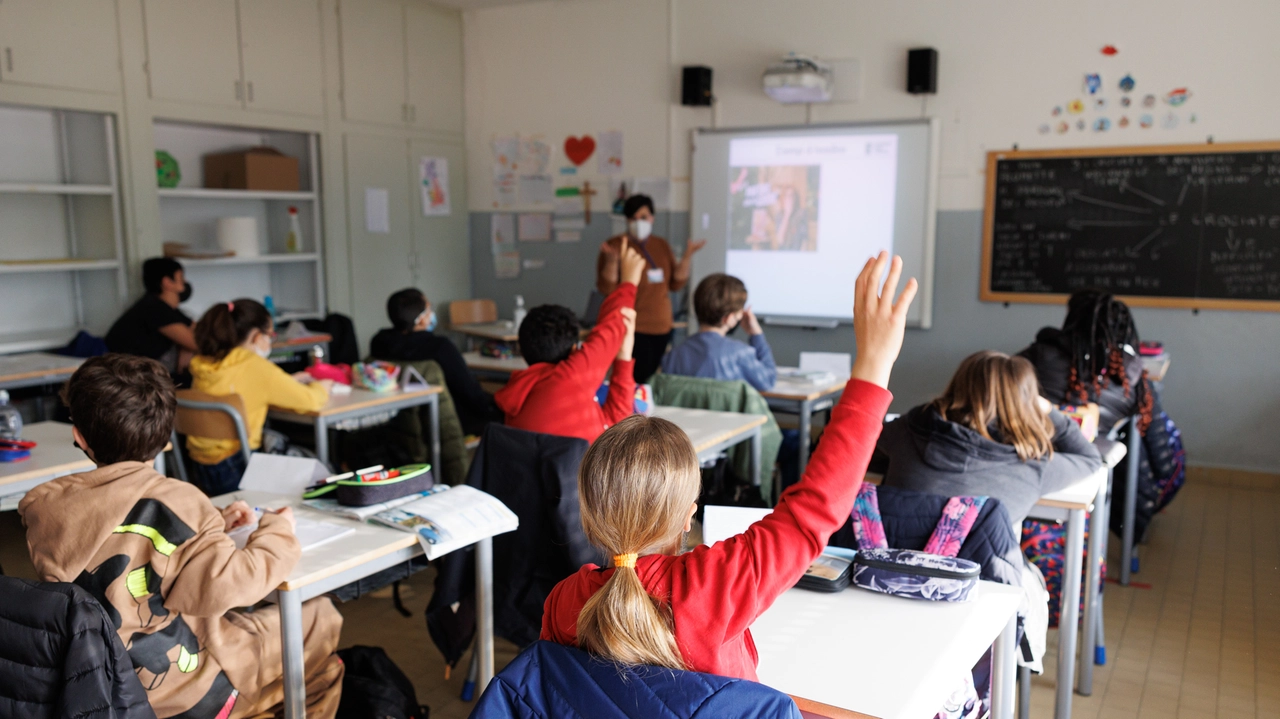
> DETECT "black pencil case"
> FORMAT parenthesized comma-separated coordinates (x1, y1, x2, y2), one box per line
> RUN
(305, 464, 433, 507)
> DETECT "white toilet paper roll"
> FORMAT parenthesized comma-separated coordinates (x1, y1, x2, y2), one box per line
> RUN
(216, 216, 259, 257)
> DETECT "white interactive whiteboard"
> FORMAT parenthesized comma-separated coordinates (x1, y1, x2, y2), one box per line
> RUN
(690, 119, 938, 328)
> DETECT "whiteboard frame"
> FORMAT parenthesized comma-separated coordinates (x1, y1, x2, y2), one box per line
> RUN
(690, 118, 939, 329)
(981, 141, 1280, 312)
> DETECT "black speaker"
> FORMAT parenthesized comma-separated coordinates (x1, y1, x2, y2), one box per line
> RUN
(681, 66, 713, 106)
(907, 48, 938, 94)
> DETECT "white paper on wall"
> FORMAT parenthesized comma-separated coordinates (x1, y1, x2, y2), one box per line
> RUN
(517, 213, 552, 242)
(419, 157, 451, 216)
(364, 188, 390, 234)
(597, 130, 624, 175)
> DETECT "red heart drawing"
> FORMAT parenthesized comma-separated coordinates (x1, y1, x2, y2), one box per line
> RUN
(564, 135, 596, 166)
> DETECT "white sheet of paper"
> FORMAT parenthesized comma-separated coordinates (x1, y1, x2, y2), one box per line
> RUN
(597, 130, 624, 175)
(632, 177, 671, 210)
(517, 213, 552, 242)
(238, 453, 330, 497)
(551, 216, 586, 231)
(555, 230, 582, 243)
(494, 251, 521, 279)
(492, 136, 519, 208)
(490, 213, 516, 253)
(553, 197, 582, 216)
(800, 351, 853, 376)
(419, 157, 451, 216)
(702, 505, 772, 546)
(364, 187, 390, 234)
(517, 174, 554, 206)
(518, 137, 551, 175)
(521, 258, 546, 270)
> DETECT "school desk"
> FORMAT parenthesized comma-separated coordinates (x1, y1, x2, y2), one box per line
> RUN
(0, 352, 83, 391)
(462, 351, 527, 381)
(0, 421, 170, 510)
(270, 332, 331, 361)
(761, 370, 849, 476)
(454, 321, 519, 344)
(751, 581, 1023, 719)
(267, 386, 441, 469)
(214, 489, 506, 719)
(653, 405, 768, 487)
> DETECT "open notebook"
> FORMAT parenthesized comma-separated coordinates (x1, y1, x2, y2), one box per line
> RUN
(227, 512, 354, 552)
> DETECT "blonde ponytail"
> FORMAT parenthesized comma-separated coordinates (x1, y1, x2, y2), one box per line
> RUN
(575, 415, 702, 670)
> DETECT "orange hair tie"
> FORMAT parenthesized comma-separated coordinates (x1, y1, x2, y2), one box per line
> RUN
(613, 553, 638, 569)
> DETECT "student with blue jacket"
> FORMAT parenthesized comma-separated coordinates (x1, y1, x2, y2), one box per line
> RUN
(661, 273, 777, 391)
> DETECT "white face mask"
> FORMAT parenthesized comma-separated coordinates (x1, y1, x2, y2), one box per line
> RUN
(253, 332, 272, 359)
(628, 219, 653, 241)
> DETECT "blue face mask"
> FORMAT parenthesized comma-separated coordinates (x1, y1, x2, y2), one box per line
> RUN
(423, 310, 437, 332)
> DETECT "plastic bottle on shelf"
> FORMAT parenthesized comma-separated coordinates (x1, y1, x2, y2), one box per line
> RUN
(264, 295, 276, 319)
(286, 206, 302, 253)
(512, 295, 527, 331)
(0, 390, 22, 441)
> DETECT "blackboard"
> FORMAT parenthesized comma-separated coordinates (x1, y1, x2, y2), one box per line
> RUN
(981, 142, 1280, 311)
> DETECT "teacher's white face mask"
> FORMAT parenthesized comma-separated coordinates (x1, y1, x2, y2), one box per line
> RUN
(628, 219, 653, 241)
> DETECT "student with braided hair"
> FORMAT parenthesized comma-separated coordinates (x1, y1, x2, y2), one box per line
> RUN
(1018, 289, 1154, 433)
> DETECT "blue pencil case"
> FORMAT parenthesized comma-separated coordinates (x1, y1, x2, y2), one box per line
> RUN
(0, 439, 34, 463)
(852, 548, 981, 602)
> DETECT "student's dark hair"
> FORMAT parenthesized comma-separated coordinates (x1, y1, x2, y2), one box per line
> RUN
(694, 273, 748, 327)
(142, 257, 184, 295)
(194, 298, 272, 361)
(623, 194, 655, 220)
(518, 304, 580, 365)
(1060, 290, 1153, 432)
(387, 288, 428, 332)
(61, 354, 175, 465)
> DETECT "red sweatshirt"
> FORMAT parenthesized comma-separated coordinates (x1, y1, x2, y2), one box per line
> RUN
(540, 380, 892, 680)
(496, 283, 638, 443)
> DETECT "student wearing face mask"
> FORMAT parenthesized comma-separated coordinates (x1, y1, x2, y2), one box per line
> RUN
(370, 288, 500, 435)
(186, 299, 333, 494)
(597, 194, 706, 383)
(105, 257, 199, 373)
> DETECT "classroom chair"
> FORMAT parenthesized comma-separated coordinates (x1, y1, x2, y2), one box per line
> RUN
(366, 357, 468, 486)
(168, 390, 252, 483)
(449, 299, 498, 326)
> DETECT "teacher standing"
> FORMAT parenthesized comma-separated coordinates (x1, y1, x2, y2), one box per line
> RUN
(596, 194, 705, 383)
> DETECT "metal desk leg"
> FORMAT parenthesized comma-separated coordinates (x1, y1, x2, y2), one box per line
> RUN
(991, 613, 1019, 719)
(1055, 507, 1085, 719)
(749, 426, 763, 489)
(1121, 415, 1140, 585)
(153, 451, 166, 477)
(428, 395, 441, 480)
(279, 589, 307, 719)
(314, 417, 329, 467)
(796, 399, 813, 477)
(476, 537, 495, 695)
(1079, 473, 1107, 694)
(1018, 666, 1031, 719)
(1094, 472, 1113, 666)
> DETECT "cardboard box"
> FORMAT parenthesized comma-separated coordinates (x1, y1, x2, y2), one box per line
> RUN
(203, 147, 300, 191)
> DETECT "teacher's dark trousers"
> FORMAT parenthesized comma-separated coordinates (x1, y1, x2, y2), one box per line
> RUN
(632, 331, 673, 385)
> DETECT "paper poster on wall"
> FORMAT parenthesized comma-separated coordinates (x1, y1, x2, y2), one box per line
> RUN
(564, 135, 596, 167)
(608, 177, 630, 215)
(517, 174, 554, 205)
(419, 157, 451, 216)
(519, 137, 552, 175)
(632, 177, 671, 210)
(517, 213, 552, 242)
(364, 187, 390, 234)
(522, 258, 546, 270)
(597, 130, 624, 174)
(490, 213, 516, 254)
(552, 216, 586, 231)
(555, 230, 582, 243)
(492, 136, 519, 208)
(553, 198, 583, 217)
(494, 251, 521, 279)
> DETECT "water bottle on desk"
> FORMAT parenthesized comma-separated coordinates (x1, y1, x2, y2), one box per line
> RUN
(0, 390, 22, 441)
(513, 294, 527, 331)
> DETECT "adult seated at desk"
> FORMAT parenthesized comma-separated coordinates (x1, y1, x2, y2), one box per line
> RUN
(105, 257, 197, 374)
(871, 349, 1103, 671)
(370, 288, 501, 436)
(661, 273, 777, 392)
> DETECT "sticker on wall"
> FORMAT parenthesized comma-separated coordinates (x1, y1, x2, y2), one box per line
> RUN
(563, 135, 596, 166)
(1094, 97, 1108, 110)
(1056, 121, 1070, 134)
(1052, 105, 1063, 116)
(1076, 119, 1087, 131)
(1039, 124, 1051, 134)
(1068, 99, 1086, 114)
(1142, 94, 1157, 108)
(1139, 114, 1154, 128)
(1189, 113, 1198, 124)
(1094, 117, 1111, 132)
(1163, 112, 1180, 129)
(1120, 96, 1132, 108)
(1165, 88, 1191, 106)
(1119, 74, 1136, 92)
(1118, 116, 1130, 128)
(1101, 44, 1119, 56)
(1084, 73, 1103, 94)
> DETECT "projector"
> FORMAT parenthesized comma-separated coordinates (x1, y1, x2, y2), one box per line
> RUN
(762, 54, 833, 104)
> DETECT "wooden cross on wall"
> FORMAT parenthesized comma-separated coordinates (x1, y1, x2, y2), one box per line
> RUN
(580, 181, 598, 224)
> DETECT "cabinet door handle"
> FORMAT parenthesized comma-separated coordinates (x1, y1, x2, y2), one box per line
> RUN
(235, 80, 243, 101)
(247, 81, 254, 102)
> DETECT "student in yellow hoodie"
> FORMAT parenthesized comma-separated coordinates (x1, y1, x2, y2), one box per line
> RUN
(187, 299, 332, 495)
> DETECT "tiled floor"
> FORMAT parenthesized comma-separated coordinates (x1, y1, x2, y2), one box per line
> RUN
(0, 466, 1274, 718)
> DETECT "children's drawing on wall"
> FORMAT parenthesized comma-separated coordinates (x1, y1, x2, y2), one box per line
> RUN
(1034, 44, 1198, 136)
(728, 165, 820, 253)
(597, 130, 624, 174)
(419, 157, 451, 216)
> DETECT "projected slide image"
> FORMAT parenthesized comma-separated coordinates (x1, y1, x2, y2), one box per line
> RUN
(728, 165, 821, 252)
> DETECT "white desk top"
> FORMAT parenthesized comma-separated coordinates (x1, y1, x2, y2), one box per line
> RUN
(763, 369, 850, 402)
(0, 353, 83, 386)
(213, 490, 419, 592)
(455, 321, 519, 342)
(652, 405, 767, 454)
(463, 351, 527, 374)
(752, 582, 1023, 719)
(1036, 465, 1108, 511)
(0, 421, 94, 490)
(272, 386, 441, 418)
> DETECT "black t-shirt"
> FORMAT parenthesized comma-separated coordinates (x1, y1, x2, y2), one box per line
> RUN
(105, 294, 192, 361)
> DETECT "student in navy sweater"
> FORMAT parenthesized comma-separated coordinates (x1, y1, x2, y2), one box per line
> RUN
(370, 289, 500, 435)
(661, 273, 777, 391)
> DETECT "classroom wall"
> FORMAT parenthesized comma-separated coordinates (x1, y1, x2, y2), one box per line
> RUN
(462, 0, 1280, 471)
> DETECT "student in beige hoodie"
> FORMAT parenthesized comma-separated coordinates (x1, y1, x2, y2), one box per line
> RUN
(20, 354, 343, 719)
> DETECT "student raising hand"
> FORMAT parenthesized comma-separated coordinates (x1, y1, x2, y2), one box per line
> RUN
(617, 307, 637, 362)
(852, 251, 917, 390)
(619, 239, 646, 287)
